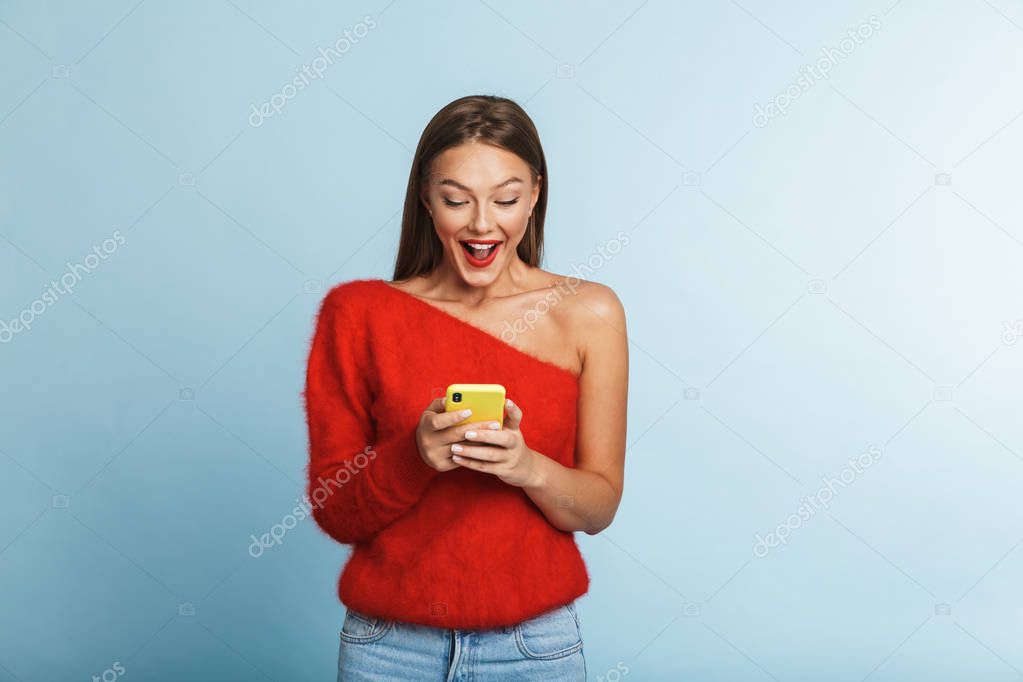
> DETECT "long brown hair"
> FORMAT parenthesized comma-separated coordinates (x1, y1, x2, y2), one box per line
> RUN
(392, 95, 548, 280)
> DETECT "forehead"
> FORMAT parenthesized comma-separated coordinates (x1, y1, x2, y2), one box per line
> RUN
(426, 142, 531, 188)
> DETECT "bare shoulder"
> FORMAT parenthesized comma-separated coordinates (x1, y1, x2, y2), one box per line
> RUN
(544, 276, 625, 325)
(536, 274, 627, 351)
(574, 280, 625, 322)
(544, 276, 627, 379)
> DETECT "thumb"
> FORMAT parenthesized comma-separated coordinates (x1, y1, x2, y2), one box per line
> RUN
(503, 398, 523, 430)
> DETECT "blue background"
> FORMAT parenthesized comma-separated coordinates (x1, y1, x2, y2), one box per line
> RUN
(3, 1, 1023, 680)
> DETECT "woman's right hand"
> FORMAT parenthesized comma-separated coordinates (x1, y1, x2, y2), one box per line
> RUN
(415, 397, 482, 472)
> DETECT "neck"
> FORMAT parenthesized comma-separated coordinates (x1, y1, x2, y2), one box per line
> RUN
(415, 253, 536, 305)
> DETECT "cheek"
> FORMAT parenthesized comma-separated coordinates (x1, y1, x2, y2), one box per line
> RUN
(431, 213, 462, 240)
(505, 209, 530, 238)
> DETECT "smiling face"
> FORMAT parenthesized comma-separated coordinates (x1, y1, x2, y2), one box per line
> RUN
(420, 141, 541, 287)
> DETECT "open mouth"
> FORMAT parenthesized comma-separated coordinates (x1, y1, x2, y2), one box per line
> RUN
(459, 239, 502, 267)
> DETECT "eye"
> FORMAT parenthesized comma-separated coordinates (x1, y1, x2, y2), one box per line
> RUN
(496, 198, 519, 206)
(443, 198, 467, 207)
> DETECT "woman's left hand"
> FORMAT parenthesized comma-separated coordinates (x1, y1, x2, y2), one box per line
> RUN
(450, 398, 539, 487)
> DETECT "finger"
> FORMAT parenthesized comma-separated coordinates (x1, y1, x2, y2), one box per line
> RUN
(451, 453, 494, 472)
(429, 407, 473, 431)
(450, 443, 505, 462)
(429, 456, 460, 473)
(503, 398, 523, 430)
(461, 428, 512, 448)
(424, 397, 446, 413)
(431, 417, 495, 443)
(461, 418, 503, 429)
(445, 419, 502, 442)
(437, 417, 495, 444)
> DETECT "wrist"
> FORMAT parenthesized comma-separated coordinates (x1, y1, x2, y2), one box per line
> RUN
(522, 448, 548, 490)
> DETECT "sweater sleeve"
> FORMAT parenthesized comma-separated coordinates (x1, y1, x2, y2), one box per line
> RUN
(303, 285, 442, 544)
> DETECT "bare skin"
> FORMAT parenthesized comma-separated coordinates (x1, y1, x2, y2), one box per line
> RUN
(394, 140, 628, 535)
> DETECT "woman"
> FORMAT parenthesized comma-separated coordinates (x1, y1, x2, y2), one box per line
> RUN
(304, 95, 628, 681)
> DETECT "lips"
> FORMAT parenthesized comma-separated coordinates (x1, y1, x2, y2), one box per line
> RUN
(459, 239, 501, 267)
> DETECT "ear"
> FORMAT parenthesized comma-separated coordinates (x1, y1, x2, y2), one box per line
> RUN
(531, 175, 542, 209)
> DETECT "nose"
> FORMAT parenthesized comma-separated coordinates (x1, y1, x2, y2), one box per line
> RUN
(468, 203, 493, 234)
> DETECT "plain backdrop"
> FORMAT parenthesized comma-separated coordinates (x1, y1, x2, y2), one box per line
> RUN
(2, 1, 1023, 680)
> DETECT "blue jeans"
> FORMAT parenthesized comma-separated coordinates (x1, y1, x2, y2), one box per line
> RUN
(337, 601, 586, 681)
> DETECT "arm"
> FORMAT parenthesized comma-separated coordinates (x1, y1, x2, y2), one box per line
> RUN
(449, 282, 629, 535)
(303, 287, 441, 544)
(520, 283, 628, 534)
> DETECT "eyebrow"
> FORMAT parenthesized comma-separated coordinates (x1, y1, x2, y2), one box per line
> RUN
(437, 177, 524, 192)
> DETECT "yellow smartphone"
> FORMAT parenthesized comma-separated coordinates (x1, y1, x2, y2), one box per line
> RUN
(445, 383, 506, 429)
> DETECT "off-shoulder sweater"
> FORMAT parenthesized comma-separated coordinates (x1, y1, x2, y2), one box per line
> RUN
(303, 278, 589, 629)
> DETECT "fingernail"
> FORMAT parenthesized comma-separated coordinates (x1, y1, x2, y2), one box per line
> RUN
(465, 431, 477, 439)
(452, 454, 463, 461)
(506, 399, 513, 407)
(451, 444, 463, 453)
(459, 409, 472, 418)
(488, 422, 501, 430)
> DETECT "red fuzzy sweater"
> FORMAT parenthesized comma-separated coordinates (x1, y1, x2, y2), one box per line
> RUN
(303, 278, 589, 629)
